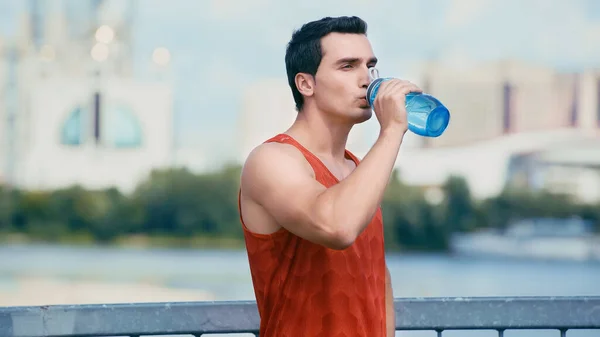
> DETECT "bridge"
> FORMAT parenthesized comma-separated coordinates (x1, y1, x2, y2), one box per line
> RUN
(1, 296, 599, 336)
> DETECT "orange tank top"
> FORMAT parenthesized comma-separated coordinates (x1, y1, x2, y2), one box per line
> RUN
(239, 133, 387, 337)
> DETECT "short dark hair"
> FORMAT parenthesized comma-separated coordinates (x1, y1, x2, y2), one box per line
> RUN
(285, 16, 368, 111)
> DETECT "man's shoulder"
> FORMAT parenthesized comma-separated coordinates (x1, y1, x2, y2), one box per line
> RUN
(241, 142, 314, 189)
(243, 141, 310, 172)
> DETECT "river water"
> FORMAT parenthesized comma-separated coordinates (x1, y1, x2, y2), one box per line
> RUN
(0, 244, 598, 336)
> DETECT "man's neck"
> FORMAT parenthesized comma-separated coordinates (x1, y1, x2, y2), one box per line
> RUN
(285, 107, 353, 163)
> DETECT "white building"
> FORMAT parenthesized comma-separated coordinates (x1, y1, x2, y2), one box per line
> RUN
(236, 78, 297, 162)
(396, 129, 600, 202)
(0, 37, 8, 184)
(0, 0, 174, 193)
(506, 137, 600, 203)
(19, 78, 172, 193)
(395, 60, 600, 202)
(420, 60, 600, 148)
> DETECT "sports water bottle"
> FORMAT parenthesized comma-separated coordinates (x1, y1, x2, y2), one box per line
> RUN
(366, 67, 450, 137)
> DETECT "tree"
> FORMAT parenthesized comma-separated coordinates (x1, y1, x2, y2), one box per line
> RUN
(441, 176, 475, 233)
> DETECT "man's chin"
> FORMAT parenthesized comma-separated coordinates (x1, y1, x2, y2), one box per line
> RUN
(354, 108, 372, 123)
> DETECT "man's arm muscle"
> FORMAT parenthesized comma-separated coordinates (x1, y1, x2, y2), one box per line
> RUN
(241, 128, 404, 250)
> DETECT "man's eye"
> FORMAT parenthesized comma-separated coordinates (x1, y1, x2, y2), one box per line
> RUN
(342, 64, 353, 69)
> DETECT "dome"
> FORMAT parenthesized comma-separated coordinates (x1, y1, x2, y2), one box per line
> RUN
(59, 101, 143, 148)
(60, 105, 86, 146)
(103, 102, 143, 148)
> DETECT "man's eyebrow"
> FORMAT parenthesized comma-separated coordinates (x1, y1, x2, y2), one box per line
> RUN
(335, 57, 378, 65)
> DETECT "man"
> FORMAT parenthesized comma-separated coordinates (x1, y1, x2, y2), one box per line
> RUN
(238, 16, 421, 336)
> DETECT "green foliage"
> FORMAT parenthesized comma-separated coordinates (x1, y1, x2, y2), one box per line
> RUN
(381, 170, 448, 251)
(132, 166, 242, 237)
(0, 164, 597, 251)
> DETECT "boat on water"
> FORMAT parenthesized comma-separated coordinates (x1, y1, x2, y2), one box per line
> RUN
(450, 217, 600, 262)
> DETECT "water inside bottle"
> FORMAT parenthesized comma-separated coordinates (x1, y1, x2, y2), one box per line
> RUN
(406, 93, 449, 137)
(367, 67, 449, 137)
(405, 93, 432, 134)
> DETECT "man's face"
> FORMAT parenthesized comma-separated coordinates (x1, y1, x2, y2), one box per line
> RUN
(313, 32, 378, 123)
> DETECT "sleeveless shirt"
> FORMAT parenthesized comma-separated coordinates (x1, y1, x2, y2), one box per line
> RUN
(239, 133, 387, 337)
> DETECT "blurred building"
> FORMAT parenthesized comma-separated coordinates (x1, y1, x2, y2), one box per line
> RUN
(0, 0, 173, 193)
(0, 36, 10, 185)
(419, 59, 599, 148)
(236, 78, 297, 162)
(396, 60, 600, 202)
(506, 137, 600, 203)
(397, 129, 600, 202)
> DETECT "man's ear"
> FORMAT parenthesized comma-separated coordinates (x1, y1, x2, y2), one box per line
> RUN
(295, 73, 315, 98)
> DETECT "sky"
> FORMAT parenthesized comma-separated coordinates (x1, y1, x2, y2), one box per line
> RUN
(1, 0, 599, 162)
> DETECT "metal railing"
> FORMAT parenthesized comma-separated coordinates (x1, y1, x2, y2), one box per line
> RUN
(1, 296, 599, 336)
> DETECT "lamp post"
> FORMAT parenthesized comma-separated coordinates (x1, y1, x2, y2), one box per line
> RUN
(90, 25, 113, 147)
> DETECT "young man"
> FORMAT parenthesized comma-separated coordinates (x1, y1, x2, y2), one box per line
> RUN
(238, 16, 421, 337)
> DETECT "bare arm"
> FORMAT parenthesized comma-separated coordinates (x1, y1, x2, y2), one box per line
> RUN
(241, 127, 404, 250)
(386, 266, 395, 336)
(241, 79, 420, 250)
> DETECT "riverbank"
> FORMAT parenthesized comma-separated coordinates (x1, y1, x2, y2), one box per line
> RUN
(0, 232, 448, 253)
(0, 232, 247, 250)
(0, 276, 215, 306)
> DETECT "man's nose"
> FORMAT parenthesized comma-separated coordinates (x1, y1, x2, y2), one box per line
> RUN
(360, 69, 371, 89)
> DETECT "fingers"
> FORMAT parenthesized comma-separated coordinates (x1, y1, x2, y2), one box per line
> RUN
(378, 79, 422, 98)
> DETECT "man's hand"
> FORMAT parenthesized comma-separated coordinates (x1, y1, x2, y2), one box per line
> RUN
(372, 79, 423, 135)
